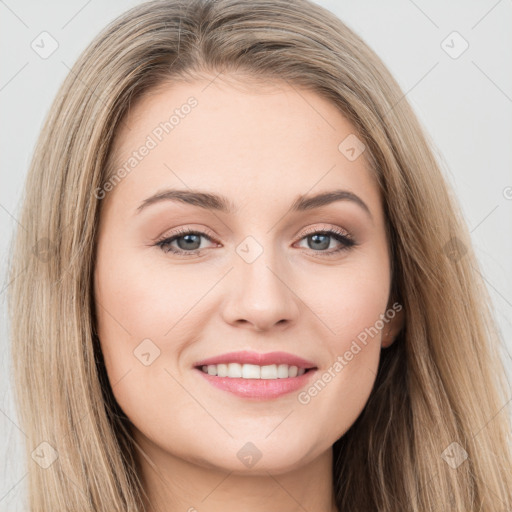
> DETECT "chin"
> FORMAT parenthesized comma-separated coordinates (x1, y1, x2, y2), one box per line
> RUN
(189, 435, 320, 475)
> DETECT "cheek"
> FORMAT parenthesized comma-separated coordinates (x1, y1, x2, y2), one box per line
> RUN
(297, 259, 389, 437)
(94, 252, 208, 444)
(94, 244, 211, 353)
(93, 245, 205, 399)
(307, 256, 390, 350)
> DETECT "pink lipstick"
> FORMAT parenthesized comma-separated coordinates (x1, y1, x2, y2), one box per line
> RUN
(193, 350, 318, 400)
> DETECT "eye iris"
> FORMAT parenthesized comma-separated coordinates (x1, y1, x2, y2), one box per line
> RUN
(309, 233, 330, 250)
(177, 233, 201, 250)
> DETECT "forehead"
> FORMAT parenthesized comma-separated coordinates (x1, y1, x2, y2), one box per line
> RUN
(103, 75, 381, 217)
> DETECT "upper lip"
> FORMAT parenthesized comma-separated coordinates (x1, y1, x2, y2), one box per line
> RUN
(193, 351, 317, 370)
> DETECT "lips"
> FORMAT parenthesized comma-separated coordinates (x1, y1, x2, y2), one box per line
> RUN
(193, 350, 317, 370)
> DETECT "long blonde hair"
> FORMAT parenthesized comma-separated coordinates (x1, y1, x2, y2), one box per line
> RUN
(8, 0, 512, 510)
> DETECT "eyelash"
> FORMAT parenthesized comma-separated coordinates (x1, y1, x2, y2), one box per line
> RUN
(154, 225, 356, 258)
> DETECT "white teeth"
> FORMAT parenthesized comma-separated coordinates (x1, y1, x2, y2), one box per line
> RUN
(277, 364, 289, 378)
(217, 363, 228, 377)
(261, 364, 277, 379)
(242, 364, 260, 379)
(228, 363, 242, 377)
(200, 363, 308, 379)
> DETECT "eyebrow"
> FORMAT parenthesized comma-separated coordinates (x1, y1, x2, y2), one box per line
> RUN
(136, 188, 373, 220)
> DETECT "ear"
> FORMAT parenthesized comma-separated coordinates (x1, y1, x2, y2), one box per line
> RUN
(381, 304, 405, 348)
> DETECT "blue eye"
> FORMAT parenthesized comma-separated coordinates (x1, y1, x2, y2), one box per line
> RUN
(155, 229, 217, 256)
(155, 226, 356, 257)
(296, 228, 355, 254)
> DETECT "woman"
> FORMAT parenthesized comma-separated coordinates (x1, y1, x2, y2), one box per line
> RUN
(8, 0, 512, 510)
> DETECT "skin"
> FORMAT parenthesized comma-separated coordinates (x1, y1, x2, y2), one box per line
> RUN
(94, 74, 404, 512)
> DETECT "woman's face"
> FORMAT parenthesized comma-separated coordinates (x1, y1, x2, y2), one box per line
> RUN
(94, 75, 401, 474)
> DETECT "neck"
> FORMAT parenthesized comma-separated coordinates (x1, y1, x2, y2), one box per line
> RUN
(134, 433, 338, 512)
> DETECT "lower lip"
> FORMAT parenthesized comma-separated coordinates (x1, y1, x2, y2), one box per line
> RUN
(194, 368, 317, 399)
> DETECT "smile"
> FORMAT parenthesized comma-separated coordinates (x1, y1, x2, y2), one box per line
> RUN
(198, 362, 309, 379)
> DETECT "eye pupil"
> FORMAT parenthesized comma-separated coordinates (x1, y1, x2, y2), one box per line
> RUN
(309, 233, 330, 250)
(177, 234, 201, 250)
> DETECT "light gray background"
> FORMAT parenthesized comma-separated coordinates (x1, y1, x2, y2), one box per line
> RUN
(1, 0, 511, 509)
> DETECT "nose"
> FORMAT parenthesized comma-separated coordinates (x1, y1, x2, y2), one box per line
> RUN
(220, 248, 300, 332)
